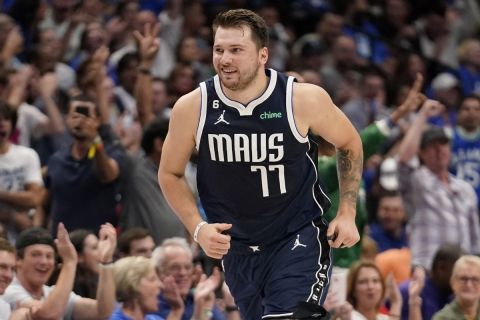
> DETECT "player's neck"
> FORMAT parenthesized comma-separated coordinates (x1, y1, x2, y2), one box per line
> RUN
(222, 71, 269, 105)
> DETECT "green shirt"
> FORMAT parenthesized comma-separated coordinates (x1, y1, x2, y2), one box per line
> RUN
(318, 120, 391, 268)
(433, 300, 480, 320)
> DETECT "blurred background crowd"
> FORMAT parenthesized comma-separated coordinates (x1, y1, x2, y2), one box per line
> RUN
(0, 0, 480, 319)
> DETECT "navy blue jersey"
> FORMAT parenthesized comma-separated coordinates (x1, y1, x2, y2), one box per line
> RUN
(196, 69, 330, 246)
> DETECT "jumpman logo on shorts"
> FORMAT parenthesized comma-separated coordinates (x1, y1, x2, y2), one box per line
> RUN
(291, 234, 307, 250)
(215, 110, 230, 125)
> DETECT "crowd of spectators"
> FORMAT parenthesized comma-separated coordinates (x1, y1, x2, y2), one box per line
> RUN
(0, 0, 480, 319)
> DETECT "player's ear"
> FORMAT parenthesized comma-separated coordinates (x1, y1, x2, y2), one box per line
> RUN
(260, 47, 268, 64)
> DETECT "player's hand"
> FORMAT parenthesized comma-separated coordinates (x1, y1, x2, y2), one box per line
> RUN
(326, 212, 359, 248)
(197, 223, 231, 259)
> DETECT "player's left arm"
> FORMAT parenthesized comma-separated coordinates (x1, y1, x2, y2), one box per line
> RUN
(293, 82, 363, 248)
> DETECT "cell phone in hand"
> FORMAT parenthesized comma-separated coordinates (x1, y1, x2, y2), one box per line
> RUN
(75, 105, 90, 117)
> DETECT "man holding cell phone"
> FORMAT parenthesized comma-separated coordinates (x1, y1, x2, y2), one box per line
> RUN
(44, 94, 126, 234)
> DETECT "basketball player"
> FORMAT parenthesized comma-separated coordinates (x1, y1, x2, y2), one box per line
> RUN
(158, 9, 363, 319)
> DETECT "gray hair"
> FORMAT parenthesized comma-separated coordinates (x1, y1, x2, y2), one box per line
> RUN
(151, 237, 192, 273)
(452, 255, 480, 279)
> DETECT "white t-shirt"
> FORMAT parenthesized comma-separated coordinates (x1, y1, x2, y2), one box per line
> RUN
(0, 144, 43, 191)
(3, 277, 80, 320)
(0, 144, 43, 215)
(0, 298, 11, 319)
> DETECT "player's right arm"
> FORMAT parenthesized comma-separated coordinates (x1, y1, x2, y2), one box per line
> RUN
(158, 90, 231, 259)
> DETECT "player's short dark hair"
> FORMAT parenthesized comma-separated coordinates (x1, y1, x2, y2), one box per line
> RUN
(141, 118, 169, 155)
(118, 227, 152, 255)
(213, 9, 269, 49)
(0, 100, 18, 133)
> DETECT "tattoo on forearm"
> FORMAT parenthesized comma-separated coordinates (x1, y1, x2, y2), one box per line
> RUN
(337, 148, 363, 207)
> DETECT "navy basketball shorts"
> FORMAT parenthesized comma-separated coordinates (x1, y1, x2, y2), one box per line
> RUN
(222, 218, 332, 319)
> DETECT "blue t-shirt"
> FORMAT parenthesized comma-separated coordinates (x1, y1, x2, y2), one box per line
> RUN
(109, 306, 164, 320)
(369, 222, 408, 252)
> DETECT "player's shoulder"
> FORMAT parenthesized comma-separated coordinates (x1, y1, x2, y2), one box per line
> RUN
(293, 82, 330, 100)
(292, 82, 334, 112)
(170, 88, 201, 118)
(173, 88, 201, 109)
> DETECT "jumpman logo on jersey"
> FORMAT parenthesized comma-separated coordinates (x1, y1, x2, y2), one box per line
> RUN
(249, 246, 260, 252)
(291, 234, 307, 250)
(214, 110, 230, 125)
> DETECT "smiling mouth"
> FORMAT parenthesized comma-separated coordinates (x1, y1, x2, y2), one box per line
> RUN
(222, 68, 236, 74)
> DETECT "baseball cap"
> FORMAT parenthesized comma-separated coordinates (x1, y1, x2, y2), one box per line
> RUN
(420, 127, 450, 149)
(379, 158, 399, 191)
(431, 73, 459, 91)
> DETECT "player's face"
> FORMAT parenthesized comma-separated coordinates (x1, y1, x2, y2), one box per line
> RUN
(353, 267, 384, 310)
(213, 25, 268, 91)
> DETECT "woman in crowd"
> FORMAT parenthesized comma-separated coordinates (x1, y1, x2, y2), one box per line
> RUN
(70, 229, 100, 298)
(346, 260, 402, 320)
(110, 256, 181, 320)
